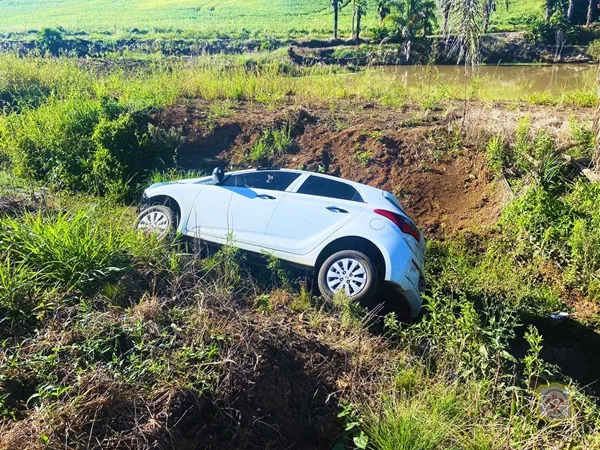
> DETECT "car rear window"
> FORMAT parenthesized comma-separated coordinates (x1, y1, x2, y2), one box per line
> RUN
(222, 171, 300, 191)
(297, 175, 364, 202)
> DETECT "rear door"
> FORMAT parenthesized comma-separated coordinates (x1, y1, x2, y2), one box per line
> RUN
(264, 175, 367, 255)
(224, 171, 301, 248)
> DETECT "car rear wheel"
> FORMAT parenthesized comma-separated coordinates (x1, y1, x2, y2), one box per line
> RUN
(318, 250, 379, 306)
(135, 205, 176, 239)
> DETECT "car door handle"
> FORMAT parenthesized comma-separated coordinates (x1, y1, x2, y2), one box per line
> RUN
(257, 194, 276, 200)
(327, 206, 348, 214)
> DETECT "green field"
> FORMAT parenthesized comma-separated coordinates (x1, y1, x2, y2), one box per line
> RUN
(0, 0, 544, 37)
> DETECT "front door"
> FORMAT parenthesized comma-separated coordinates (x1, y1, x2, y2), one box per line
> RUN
(186, 185, 233, 242)
(223, 171, 301, 248)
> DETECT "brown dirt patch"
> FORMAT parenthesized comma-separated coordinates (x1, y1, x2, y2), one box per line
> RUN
(0, 195, 38, 217)
(156, 100, 516, 235)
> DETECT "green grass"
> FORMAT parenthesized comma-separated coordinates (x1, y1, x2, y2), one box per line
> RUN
(0, 0, 544, 38)
(489, 0, 545, 32)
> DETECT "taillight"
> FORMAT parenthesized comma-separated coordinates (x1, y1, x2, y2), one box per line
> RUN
(374, 209, 421, 242)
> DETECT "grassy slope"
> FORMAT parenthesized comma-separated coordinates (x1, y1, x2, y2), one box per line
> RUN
(0, 0, 543, 35)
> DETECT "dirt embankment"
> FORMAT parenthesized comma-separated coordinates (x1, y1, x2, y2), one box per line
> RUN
(156, 101, 591, 236)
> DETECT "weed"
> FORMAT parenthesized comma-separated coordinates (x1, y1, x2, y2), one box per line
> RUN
(202, 239, 245, 301)
(370, 130, 385, 142)
(418, 161, 433, 172)
(291, 281, 312, 312)
(0, 255, 37, 314)
(0, 209, 133, 293)
(486, 135, 508, 175)
(354, 145, 374, 166)
(568, 117, 595, 158)
(150, 168, 206, 184)
(248, 124, 295, 163)
(514, 115, 533, 172)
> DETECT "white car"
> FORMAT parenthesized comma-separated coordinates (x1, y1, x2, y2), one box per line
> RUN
(136, 168, 426, 317)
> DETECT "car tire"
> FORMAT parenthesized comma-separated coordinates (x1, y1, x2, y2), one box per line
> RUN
(135, 205, 176, 240)
(318, 250, 379, 306)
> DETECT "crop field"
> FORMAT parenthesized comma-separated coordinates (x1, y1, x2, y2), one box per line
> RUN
(0, 0, 543, 37)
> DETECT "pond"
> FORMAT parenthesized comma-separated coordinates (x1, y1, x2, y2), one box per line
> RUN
(376, 64, 597, 98)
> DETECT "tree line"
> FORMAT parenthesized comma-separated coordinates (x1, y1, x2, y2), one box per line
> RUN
(329, 0, 600, 64)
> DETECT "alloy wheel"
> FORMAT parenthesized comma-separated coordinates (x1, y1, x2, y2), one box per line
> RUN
(326, 258, 368, 297)
(137, 210, 170, 235)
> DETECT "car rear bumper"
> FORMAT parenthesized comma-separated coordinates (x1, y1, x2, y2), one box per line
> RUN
(375, 232, 425, 318)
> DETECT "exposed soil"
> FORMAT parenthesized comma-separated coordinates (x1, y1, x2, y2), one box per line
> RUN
(157, 100, 594, 236)
(0, 195, 38, 217)
(158, 101, 511, 235)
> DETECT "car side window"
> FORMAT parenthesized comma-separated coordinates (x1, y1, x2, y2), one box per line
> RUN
(222, 172, 300, 191)
(296, 176, 364, 202)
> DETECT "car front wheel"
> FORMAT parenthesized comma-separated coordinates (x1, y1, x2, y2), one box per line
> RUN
(135, 205, 176, 239)
(318, 250, 379, 306)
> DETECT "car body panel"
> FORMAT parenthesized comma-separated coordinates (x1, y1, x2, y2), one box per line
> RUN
(227, 186, 288, 246)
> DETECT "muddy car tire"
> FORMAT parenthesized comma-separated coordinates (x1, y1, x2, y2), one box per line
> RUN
(135, 205, 176, 240)
(318, 250, 379, 306)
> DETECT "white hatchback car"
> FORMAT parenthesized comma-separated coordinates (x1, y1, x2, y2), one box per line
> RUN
(136, 168, 426, 317)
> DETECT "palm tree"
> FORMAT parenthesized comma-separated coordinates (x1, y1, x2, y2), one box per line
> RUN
(443, 0, 485, 67)
(544, 0, 554, 20)
(483, 0, 494, 32)
(437, 0, 453, 35)
(567, 0, 574, 21)
(354, 0, 368, 40)
(588, 0, 596, 26)
(332, 0, 342, 39)
(387, 0, 435, 61)
(377, 0, 392, 24)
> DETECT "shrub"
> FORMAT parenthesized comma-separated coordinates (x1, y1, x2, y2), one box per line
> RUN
(568, 117, 595, 158)
(370, 26, 390, 43)
(0, 98, 181, 201)
(38, 28, 66, 56)
(587, 39, 600, 62)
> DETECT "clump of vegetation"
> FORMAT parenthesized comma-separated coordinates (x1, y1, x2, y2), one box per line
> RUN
(568, 117, 595, 158)
(248, 124, 295, 163)
(503, 180, 600, 302)
(354, 144, 374, 166)
(587, 39, 600, 61)
(37, 28, 66, 56)
(486, 135, 508, 175)
(0, 97, 182, 201)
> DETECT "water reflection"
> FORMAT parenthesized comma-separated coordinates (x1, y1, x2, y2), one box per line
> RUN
(376, 64, 596, 95)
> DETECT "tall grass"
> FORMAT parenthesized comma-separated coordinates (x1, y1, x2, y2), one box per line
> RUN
(0, 56, 595, 116)
(0, 209, 134, 292)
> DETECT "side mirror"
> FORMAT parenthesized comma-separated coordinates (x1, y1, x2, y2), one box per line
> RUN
(212, 167, 225, 185)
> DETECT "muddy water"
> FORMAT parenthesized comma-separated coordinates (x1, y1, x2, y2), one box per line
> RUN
(377, 64, 596, 96)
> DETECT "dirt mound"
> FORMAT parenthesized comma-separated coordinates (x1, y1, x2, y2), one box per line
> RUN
(158, 101, 508, 235)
